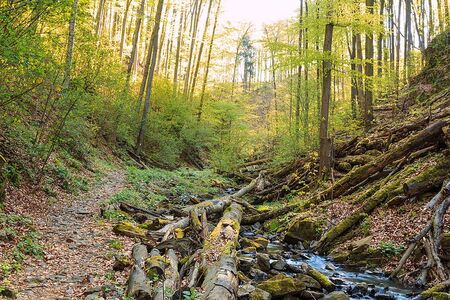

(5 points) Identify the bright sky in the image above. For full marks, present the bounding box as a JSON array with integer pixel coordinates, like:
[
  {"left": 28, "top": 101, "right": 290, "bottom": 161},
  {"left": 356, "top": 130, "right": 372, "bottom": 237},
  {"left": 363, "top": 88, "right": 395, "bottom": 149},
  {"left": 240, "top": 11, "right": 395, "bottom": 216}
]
[{"left": 221, "top": 0, "right": 299, "bottom": 31}]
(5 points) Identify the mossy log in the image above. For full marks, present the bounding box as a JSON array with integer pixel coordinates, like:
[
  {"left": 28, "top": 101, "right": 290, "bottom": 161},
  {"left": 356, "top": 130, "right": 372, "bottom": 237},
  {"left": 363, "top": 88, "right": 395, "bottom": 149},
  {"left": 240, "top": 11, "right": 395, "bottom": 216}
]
[
  {"left": 153, "top": 249, "right": 179, "bottom": 300},
  {"left": 113, "top": 221, "right": 155, "bottom": 244},
  {"left": 154, "top": 174, "right": 262, "bottom": 241},
  {"left": 304, "top": 265, "right": 336, "bottom": 292},
  {"left": 126, "top": 244, "right": 152, "bottom": 299},
  {"left": 321, "top": 119, "right": 449, "bottom": 201},
  {"left": 201, "top": 203, "right": 243, "bottom": 300},
  {"left": 403, "top": 158, "right": 450, "bottom": 197},
  {"left": 317, "top": 168, "right": 407, "bottom": 253},
  {"left": 413, "top": 280, "right": 450, "bottom": 300}
]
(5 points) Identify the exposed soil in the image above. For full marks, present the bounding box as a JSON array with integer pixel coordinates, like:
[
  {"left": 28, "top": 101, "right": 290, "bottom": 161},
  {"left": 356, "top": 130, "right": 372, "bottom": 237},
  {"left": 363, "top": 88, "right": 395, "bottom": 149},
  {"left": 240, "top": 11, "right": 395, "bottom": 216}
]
[{"left": 8, "top": 171, "right": 134, "bottom": 300}]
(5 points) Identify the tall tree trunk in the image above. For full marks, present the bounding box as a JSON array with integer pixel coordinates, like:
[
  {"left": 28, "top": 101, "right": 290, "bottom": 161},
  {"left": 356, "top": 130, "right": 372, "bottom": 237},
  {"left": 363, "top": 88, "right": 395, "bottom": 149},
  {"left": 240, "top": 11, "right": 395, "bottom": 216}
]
[
  {"left": 349, "top": 33, "right": 358, "bottom": 119},
  {"left": 364, "top": 0, "right": 375, "bottom": 130},
  {"left": 156, "top": 1, "right": 170, "bottom": 74},
  {"left": 184, "top": 0, "right": 204, "bottom": 96},
  {"left": 173, "top": 2, "right": 185, "bottom": 94},
  {"left": 126, "top": 0, "right": 146, "bottom": 83},
  {"left": 295, "top": 0, "right": 303, "bottom": 144},
  {"left": 135, "top": 0, "right": 165, "bottom": 156},
  {"left": 377, "top": 0, "right": 385, "bottom": 77},
  {"left": 319, "top": 21, "right": 334, "bottom": 178},
  {"left": 303, "top": 0, "right": 310, "bottom": 143},
  {"left": 355, "top": 33, "right": 365, "bottom": 116},
  {"left": 95, "top": 0, "right": 107, "bottom": 37},
  {"left": 404, "top": 0, "right": 412, "bottom": 82},
  {"left": 395, "top": 0, "right": 402, "bottom": 97},
  {"left": 189, "top": 0, "right": 214, "bottom": 101},
  {"left": 62, "top": 0, "right": 79, "bottom": 90},
  {"left": 198, "top": 0, "right": 221, "bottom": 122}
]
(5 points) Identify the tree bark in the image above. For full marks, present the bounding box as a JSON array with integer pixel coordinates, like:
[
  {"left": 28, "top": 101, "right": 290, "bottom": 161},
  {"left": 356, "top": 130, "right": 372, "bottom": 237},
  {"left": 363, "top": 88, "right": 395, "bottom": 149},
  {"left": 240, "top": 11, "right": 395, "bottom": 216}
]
[
  {"left": 62, "top": 0, "right": 79, "bottom": 90},
  {"left": 135, "top": 0, "right": 165, "bottom": 156},
  {"left": 319, "top": 20, "right": 334, "bottom": 178}
]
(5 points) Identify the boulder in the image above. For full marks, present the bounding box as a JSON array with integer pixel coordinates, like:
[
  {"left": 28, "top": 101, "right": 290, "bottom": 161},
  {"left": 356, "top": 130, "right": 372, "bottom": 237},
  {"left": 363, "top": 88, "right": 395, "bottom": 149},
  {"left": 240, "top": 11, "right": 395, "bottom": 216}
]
[
  {"left": 284, "top": 217, "right": 322, "bottom": 244},
  {"left": 257, "top": 274, "right": 306, "bottom": 297},
  {"left": 321, "top": 291, "right": 349, "bottom": 300},
  {"left": 241, "top": 237, "right": 267, "bottom": 251},
  {"left": 239, "top": 256, "right": 255, "bottom": 272},
  {"left": 271, "top": 259, "right": 287, "bottom": 271},
  {"left": 250, "top": 268, "right": 269, "bottom": 281},
  {"left": 300, "top": 290, "right": 324, "bottom": 300},
  {"left": 238, "top": 284, "right": 256, "bottom": 299},
  {"left": 295, "top": 274, "right": 321, "bottom": 290},
  {"left": 304, "top": 266, "right": 335, "bottom": 292},
  {"left": 250, "top": 288, "right": 272, "bottom": 300},
  {"left": 256, "top": 253, "right": 271, "bottom": 272},
  {"left": 348, "top": 236, "right": 372, "bottom": 254}
]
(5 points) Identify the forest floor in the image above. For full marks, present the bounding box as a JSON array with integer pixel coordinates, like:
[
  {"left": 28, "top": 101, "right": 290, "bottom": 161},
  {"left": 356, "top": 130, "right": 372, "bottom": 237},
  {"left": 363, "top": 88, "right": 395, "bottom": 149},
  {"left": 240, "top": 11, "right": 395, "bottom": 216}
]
[{"left": 7, "top": 170, "right": 134, "bottom": 300}]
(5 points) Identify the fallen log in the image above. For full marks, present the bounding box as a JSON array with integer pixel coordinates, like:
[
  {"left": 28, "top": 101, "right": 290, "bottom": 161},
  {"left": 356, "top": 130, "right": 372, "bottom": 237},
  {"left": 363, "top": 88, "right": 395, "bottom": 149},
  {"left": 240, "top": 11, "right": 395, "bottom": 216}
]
[
  {"left": 126, "top": 244, "right": 152, "bottom": 299},
  {"left": 153, "top": 174, "right": 262, "bottom": 241},
  {"left": 321, "top": 119, "right": 449, "bottom": 201},
  {"left": 403, "top": 157, "right": 450, "bottom": 197},
  {"left": 201, "top": 202, "right": 243, "bottom": 299},
  {"left": 391, "top": 181, "right": 450, "bottom": 281},
  {"left": 153, "top": 249, "right": 179, "bottom": 300}
]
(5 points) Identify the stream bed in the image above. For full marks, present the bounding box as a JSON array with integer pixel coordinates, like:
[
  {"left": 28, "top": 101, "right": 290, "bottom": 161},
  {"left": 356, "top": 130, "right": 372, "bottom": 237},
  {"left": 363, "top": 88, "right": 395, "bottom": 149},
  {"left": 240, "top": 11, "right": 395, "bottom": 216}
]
[{"left": 239, "top": 230, "right": 418, "bottom": 300}]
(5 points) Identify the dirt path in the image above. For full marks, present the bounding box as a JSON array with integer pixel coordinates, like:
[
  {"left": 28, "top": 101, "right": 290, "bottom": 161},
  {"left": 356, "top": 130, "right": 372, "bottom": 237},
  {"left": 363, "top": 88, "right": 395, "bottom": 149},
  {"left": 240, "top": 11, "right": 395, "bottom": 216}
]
[{"left": 10, "top": 171, "right": 133, "bottom": 300}]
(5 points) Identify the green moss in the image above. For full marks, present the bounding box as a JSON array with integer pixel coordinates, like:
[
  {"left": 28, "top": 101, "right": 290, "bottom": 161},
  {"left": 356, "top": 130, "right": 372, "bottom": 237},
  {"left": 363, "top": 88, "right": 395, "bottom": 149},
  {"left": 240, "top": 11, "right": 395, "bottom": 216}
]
[
  {"left": 113, "top": 221, "right": 147, "bottom": 237},
  {"left": 257, "top": 274, "right": 306, "bottom": 296},
  {"left": 306, "top": 267, "right": 335, "bottom": 292}
]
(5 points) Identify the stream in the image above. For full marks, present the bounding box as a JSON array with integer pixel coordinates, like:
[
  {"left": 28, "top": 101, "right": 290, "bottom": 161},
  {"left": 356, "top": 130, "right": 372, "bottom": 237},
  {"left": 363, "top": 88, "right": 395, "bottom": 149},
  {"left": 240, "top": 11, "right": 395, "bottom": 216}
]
[{"left": 240, "top": 230, "right": 418, "bottom": 300}]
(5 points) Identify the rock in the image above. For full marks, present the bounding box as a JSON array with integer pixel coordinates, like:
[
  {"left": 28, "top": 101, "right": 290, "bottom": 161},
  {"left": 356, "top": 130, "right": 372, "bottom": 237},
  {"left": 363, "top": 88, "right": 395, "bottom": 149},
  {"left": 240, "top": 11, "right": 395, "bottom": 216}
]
[
  {"left": 282, "top": 296, "right": 300, "bottom": 300},
  {"left": 300, "top": 290, "right": 324, "bottom": 300},
  {"left": 250, "top": 268, "right": 269, "bottom": 281},
  {"left": 286, "top": 263, "right": 302, "bottom": 273},
  {"left": 257, "top": 274, "right": 306, "bottom": 297},
  {"left": 294, "top": 274, "right": 321, "bottom": 290},
  {"left": 256, "top": 253, "right": 271, "bottom": 272},
  {"left": 325, "top": 263, "right": 336, "bottom": 271},
  {"left": 239, "top": 256, "right": 255, "bottom": 272},
  {"left": 353, "top": 282, "right": 368, "bottom": 294},
  {"left": 238, "top": 284, "right": 256, "bottom": 298},
  {"left": 250, "top": 288, "right": 272, "bottom": 300},
  {"left": 430, "top": 293, "right": 450, "bottom": 300},
  {"left": 321, "top": 291, "right": 349, "bottom": 300},
  {"left": 85, "top": 293, "right": 101, "bottom": 300},
  {"left": 348, "top": 236, "right": 372, "bottom": 254},
  {"left": 374, "top": 293, "right": 395, "bottom": 300},
  {"left": 254, "top": 237, "right": 269, "bottom": 248},
  {"left": 241, "top": 237, "right": 267, "bottom": 251},
  {"left": 271, "top": 259, "right": 287, "bottom": 271},
  {"left": 242, "top": 246, "right": 257, "bottom": 254},
  {"left": 284, "top": 217, "right": 322, "bottom": 244},
  {"left": 238, "top": 271, "right": 251, "bottom": 284},
  {"left": 305, "top": 266, "right": 336, "bottom": 292}
]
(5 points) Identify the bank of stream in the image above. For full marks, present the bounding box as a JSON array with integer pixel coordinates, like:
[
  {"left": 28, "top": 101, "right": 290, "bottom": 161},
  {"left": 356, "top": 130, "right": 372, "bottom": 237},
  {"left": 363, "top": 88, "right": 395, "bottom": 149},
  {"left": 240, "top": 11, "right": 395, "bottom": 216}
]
[{"left": 240, "top": 227, "right": 417, "bottom": 299}]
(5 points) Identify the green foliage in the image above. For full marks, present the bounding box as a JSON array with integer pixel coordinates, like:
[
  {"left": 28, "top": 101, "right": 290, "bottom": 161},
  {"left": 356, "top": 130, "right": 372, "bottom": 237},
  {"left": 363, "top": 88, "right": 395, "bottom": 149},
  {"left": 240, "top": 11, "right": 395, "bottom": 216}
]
[
  {"left": 108, "top": 239, "right": 124, "bottom": 250},
  {"left": 377, "top": 241, "right": 405, "bottom": 257},
  {"left": 182, "top": 287, "right": 202, "bottom": 300}
]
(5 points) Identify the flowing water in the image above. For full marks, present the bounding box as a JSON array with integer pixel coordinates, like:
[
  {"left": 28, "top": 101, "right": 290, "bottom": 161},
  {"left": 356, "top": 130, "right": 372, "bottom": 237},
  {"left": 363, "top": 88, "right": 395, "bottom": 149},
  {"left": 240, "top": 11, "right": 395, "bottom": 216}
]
[{"left": 266, "top": 242, "right": 418, "bottom": 300}]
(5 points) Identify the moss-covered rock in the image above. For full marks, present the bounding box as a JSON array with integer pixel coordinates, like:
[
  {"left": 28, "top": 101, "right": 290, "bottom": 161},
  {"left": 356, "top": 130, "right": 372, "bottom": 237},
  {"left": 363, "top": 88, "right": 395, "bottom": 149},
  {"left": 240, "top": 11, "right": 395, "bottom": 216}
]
[
  {"left": 257, "top": 274, "right": 306, "bottom": 297},
  {"left": 241, "top": 237, "right": 267, "bottom": 251},
  {"left": 348, "top": 236, "right": 372, "bottom": 254},
  {"left": 431, "top": 293, "right": 450, "bottom": 300},
  {"left": 284, "top": 216, "right": 322, "bottom": 243},
  {"left": 295, "top": 274, "right": 321, "bottom": 290},
  {"left": 250, "top": 287, "right": 272, "bottom": 300},
  {"left": 321, "top": 291, "right": 349, "bottom": 300},
  {"left": 305, "top": 266, "right": 335, "bottom": 292}
]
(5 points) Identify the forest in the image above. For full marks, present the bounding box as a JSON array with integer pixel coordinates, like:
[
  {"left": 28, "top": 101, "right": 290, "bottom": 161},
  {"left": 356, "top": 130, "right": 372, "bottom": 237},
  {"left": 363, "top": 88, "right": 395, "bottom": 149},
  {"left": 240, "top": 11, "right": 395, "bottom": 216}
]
[{"left": 0, "top": 0, "right": 449, "bottom": 299}]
